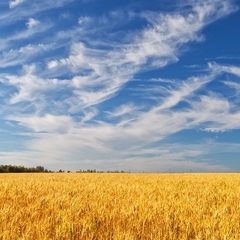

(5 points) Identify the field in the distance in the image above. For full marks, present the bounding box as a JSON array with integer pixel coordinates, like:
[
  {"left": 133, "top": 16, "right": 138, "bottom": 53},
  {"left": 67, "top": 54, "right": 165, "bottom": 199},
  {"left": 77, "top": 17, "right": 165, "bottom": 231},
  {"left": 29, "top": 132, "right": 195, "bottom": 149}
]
[{"left": 0, "top": 173, "right": 240, "bottom": 240}]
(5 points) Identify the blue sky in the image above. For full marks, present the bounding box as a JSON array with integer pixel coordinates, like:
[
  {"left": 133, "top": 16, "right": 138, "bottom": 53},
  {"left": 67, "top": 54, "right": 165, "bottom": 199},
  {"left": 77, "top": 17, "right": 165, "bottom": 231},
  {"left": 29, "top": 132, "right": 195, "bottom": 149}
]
[{"left": 0, "top": 0, "right": 240, "bottom": 172}]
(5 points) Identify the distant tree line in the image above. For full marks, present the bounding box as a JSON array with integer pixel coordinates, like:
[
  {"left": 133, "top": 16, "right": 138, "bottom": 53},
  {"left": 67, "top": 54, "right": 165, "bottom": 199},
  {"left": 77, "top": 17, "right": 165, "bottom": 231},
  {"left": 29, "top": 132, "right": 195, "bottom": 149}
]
[
  {"left": 0, "top": 165, "right": 127, "bottom": 173},
  {"left": 0, "top": 165, "right": 51, "bottom": 173}
]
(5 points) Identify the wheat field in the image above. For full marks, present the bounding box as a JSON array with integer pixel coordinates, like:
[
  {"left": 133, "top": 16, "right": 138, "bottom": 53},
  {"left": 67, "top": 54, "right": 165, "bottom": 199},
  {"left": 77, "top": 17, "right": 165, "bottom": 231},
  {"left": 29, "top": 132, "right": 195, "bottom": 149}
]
[{"left": 0, "top": 173, "right": 240, "bottom": 240}]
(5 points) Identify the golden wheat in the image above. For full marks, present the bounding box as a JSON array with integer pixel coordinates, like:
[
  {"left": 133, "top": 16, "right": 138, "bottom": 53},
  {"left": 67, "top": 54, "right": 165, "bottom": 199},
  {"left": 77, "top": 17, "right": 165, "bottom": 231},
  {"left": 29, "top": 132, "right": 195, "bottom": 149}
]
[{"left": 0, "top": 173, "right": 240, "bottom": 239}]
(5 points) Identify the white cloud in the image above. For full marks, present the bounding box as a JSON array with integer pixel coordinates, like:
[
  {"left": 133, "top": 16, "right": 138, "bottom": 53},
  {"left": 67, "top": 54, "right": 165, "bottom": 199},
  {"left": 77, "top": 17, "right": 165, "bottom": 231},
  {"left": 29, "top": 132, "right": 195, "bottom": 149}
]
[
  {"left": 47, "top": 60, "right": 58, "bottom": 69},
  {"left": 10, "top": 114, "right": 74, "bottom": 133},
  {"left": 9, "top": 0, "right": 24, "bottom": 9},
  {"left": 5, "top": 65, "right": 239, "bottom": 160},
  {"left": 0, "top": 44, "right": 53, "bottom": 68},
  {"left": 1, "top": 0, "right": 71, "bottom": 28},
  {"left": 223, "top": 81, "right": 240, "bottom": 95},
  {"left": 0, "top": 130, "right": 235, "bottom": 172},
  {"left": 155, "top": 75, "right": 211, "bottom": 110},
  {"left": 45, "top": 0, "right": 234, "bottom": 111},
  {"left": 1, "top": 64, "right": 69, "bottom": 110},
  {"left": 26, "top": 18, "right": 40, "bottom": 29},
  {"left": 78, "top": 16, "right": 92, "bottom": 25},
  {"left": 223, "top": 65, "right": 240, "bottom": 77},
  {"left": 107, "top": 104, "right": 140, "bottom": 118},
  {"left": 80, "top": 108, "right": 98, "bottom": 123},
  {"left": 0, "top": 21, "right": 53, "bottom": 54}
]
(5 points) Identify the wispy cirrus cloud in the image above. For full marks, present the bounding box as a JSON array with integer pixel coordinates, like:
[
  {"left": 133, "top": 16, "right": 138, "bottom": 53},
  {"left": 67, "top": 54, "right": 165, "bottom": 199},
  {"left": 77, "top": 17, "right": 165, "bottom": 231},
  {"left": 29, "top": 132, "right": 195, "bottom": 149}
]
[
  {"left": 2, "top": 0, "right": 73, "bottom": 27},
  {"left": 106, "top": 104, "right": 141, "bottom": 118},
  {"left": 44, "top": 0, "right": 235, "bottom": 110},
  {"left": 0, "top": 44, "right": 54, "bottom": 68},
  {"left": 0, "top": 17, "right": 54, "bottom": 60}
]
